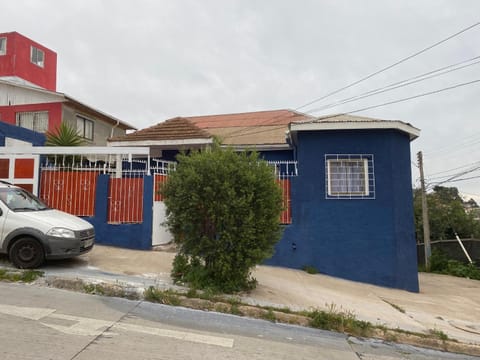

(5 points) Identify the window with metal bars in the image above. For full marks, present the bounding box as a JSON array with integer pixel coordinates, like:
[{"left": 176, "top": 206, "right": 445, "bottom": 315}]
[{"left": 325, "top": 154, "right": 375, "bottom": 199}]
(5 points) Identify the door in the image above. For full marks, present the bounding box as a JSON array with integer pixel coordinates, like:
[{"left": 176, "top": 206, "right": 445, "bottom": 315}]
[{"left": 152, "top": 174, "right": 173, "bottom": 246}]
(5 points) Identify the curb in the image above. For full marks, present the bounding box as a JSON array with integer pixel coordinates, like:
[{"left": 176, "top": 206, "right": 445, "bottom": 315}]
[{"left": 40, "top": 275, "right": 480, "bottom": 358}]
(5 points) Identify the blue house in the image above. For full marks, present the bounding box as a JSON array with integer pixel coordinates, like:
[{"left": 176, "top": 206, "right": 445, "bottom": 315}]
[{"left": 109, "top": 110, "right": 420, "bottom": 292}]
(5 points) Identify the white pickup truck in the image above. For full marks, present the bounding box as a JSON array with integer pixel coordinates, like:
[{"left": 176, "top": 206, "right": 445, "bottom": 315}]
[{"left": 0, "top": 181, "right": 95, "bottom": 268}]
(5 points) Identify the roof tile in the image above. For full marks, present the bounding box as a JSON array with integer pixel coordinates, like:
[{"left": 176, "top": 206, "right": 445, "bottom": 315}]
[{"left": 108, "top": 117, "right": 211, "bottom": 142}]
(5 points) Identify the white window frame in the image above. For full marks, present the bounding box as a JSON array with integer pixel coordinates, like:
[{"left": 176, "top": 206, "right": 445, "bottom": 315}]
[
  {"left": 30, "top": 46, "right": 45, "bottom": 67},
  {"left": 76, "top": 115, "right": 94, "bottom": 141},
  {"left": 0, "top": 37, "right": 6, "bottom": 55},
  {"left": 16, "top": 111, "right": 49, "bottom": 133},
  {"left": 325, "top": 154, "right": 375, "bottom": 199}
]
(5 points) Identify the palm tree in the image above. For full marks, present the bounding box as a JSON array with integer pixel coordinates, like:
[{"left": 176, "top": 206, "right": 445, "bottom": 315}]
[
  {"left": 45, "top": 122, "right": 85, "bottom": 166},
  {"left": 45, "top": 122, "right": 85, "bottom": 146}
]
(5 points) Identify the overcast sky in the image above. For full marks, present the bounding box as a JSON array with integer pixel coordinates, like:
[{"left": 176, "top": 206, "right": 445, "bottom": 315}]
[{"left": 2, "top": 1, "right": 480, "bottom": 198}]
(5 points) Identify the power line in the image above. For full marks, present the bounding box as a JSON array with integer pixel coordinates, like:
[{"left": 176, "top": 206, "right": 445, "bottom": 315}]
[
  {"left": 426, "top": 160, "right": 480, "bottom": 178},
  {"left": 225, "top": 79, "right": 480, "bottom": 140},
  {"left": 330, "top": 79, "right": 480, "bottom": 116},
  {"left": 308, "top": 56, "right": 480, "bottom": 113},
  {"left": 295, "top": 21, "right": 480, "bottom": 111},
  {"left": 441, "top": 174, "right": 480, "bottom": 183},
  {"left": 224, "top": 21, "right": 480, "bottom": 140},
  {"left": 224, "top": 22, "right": 480, "bottom": 140},
  {"left": 428, "top": 165, "right": 480, "bottom": 187}
]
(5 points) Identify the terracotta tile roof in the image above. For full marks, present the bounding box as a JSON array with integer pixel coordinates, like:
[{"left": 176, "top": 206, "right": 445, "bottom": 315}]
[
  {"left": 187, "top": 109, "right": 313, "bottom": 129},
  {"left": 108, "top": 117, "right": 211, "bottom": 142},
  {"left": 185, "top": 109, "right": 312, "bottom": 146},
  {"left": 108, "top": 110, "right": 312, "bottom": 146},
  {"left": 207, "top": 125, "right": 288, "bottom": 145}
]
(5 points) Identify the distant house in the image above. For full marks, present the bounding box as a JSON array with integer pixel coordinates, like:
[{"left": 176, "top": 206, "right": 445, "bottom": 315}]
[
  {"left": 0, "top": 31, "right": 134, "bottom": 146},
  {"left": 109, "top": 110, "right": 421, "bottom": 292}
]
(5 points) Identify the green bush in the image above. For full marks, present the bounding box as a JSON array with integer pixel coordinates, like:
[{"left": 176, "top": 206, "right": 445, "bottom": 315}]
[
  {"left": 162, "top": 143, "right": 283, "bottom": 293},
  {"left": 428, "top": 249, "right": 480, "bottom": 280}
]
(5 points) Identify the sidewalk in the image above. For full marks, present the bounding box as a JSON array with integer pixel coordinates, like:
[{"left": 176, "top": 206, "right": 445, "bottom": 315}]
[{"left": 76, "top": 245, "right": 480, "bottom": 346}]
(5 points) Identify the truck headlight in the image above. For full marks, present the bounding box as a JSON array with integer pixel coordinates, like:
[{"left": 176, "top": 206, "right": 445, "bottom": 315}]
[{"left": 47, "top": 227, "right": 75, "bottom": 238}]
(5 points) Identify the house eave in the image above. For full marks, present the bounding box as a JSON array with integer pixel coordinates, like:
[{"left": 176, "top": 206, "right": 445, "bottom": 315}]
[
  {"left": 107, "top": 138, "right": 213, "bottom": 147},
  {"left": 289, "top": 120, "right": 420, "bottom": 140},
  {"left": 222, "top": 143, "right": 291, "bottom": 151},
  {"left": 0, "top": 146, "right": 150, "bottom": 155}
]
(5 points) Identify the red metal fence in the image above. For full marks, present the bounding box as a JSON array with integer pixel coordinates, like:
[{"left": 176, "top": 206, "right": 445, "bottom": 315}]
[
  {"left": 39, "top": 159, "right": 295, "bottom": 225},
  {"left": 39, "top": 166, "right": 145, "bottom": 224},
  {"left": 277, "top": 178, "right": 292, "bottom": 224},
  {"left": 107, "top": 177, "right": 144, "bottom": 224},
  {"left": 39, "top": 170, "right": 99, "bottom": 216},
  {"left": 154, "top": 174, "right": 168, "bottom": 202}
]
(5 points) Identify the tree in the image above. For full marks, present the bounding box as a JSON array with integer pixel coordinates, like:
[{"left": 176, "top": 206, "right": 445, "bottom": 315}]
[
  {"left": 161, "top": 144, "right": 283, "bottom": 293},
  {"left": 413, "top": 186, "right": 480, "bottom": 242},
  {"left": 45, "top": 122, "right": 85, "bottom": 146},
  {"left": 45, "top": 122, "right": 85, "bottom": 165}
]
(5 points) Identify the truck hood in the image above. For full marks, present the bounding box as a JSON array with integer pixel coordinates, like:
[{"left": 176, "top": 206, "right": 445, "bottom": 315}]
[{"left": 18, "top": 209, "right": 93, "bottom": 231}]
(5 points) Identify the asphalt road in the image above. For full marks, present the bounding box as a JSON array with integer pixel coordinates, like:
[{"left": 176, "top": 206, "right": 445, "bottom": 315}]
[{"left": 0, "top": 282, "right": 477, "bottom": 360}]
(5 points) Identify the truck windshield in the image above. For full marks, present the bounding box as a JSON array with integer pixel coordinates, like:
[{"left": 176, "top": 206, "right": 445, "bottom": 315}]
[{"left": 0, "top": 187, "right": 49, "bottom": 211}]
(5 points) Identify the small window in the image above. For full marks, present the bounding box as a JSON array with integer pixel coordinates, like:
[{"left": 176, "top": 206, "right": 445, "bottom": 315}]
[
  {"left": 76, "top": 115, "right": 94, "bottom": 140},
  {"left": 16, "top": 111, "right": 49, "bottom": 133},
  {"left": 0, "top": 37, "right": 6, "bottom": 55},
  {"left": 325, "top": 154, "right": 375, "bottom": 199},
  {"left": 30, "top": 46, "right": 44, "bottom": 67}
]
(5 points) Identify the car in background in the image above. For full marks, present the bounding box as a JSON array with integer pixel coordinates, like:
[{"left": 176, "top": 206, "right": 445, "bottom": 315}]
[{"left": 0, "top": 181, "right": 94, "bottom": 268}]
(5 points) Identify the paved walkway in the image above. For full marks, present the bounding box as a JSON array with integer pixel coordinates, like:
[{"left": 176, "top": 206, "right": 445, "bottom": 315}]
[{"left": 77, "top": 245, "right": 480, "bottom": 346}]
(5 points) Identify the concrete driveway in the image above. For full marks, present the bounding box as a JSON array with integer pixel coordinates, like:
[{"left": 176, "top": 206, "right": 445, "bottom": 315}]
[{"left": 80, "top": 245, "right": 480, "bottom": 346}]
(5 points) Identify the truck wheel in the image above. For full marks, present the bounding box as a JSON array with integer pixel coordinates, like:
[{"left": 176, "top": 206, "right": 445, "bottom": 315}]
[{"left": 9, "top": 237, "right": 45, "bottom": 269}]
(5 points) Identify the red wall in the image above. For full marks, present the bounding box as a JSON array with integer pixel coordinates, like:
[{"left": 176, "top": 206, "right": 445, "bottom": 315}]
[
  {"left": 0, "top": 32, "right": 57, "bottom": 91},
  {"left": 0, "top": 102, "right": 62, "bottom": 131}
]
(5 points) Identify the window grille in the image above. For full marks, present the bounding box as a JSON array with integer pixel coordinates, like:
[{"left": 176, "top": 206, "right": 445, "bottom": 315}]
[{"left": 325, "top": 154, "right": 375, "bottom": 199}]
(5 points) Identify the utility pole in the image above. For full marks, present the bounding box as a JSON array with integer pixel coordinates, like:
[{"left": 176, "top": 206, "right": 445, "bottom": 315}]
[{"left": 417, "top": 151, "right": 431, "bottom": 271}]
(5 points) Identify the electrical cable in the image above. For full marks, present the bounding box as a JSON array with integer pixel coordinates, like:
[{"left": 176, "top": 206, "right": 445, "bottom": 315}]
[
  {"left": 222, "top": 22, "right": 480, "bottom": 140},
  {"left": 295, "top": 21, "right": 480, "bottom": 111},
  {"left": 224, "top": 79, "right": 480, "bottom": 140},
  {"left": 426, "top": 160, "right": 480, "bottom": 178},
  {"left": 327, "top": 79, "right": 480, "bottom": 116},
  {"left": 307, "top": 56, "right": 480, "bottom": 113}
]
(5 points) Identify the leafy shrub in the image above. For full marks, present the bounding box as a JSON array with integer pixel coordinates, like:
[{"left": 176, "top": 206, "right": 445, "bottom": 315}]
[
  {"left": 428, "top": 249, "right": 480, "bottom": 280},
  {"left": 163, "top": 143, "right": 283, "bottom": 293}
]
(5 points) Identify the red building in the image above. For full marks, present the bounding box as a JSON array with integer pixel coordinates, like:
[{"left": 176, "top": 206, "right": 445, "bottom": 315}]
[
  {"left": 0, "top": 31, "right": 134, "bottom": 145},
  {"left": 0, "top": 31, "right": 57, "bottom": 91}
]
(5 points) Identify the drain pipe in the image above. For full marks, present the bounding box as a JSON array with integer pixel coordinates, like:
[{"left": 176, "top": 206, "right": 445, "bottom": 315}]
[{"left": 110, "top": 120, "right": 120, "bottom": 138}]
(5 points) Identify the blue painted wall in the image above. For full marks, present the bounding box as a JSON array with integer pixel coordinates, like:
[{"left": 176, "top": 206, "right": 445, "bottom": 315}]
[
  {"left": 0, "top": 121, "right": 46, "bottom": 146},
  {"left": 84, "top": 174, "right": 154, "bottom": 250},
  {"left": 266, "top": 129, "right": 419, "bottom": 292},
  {"left": 260, "top": 150, "right": 294, "bottom": 161}
]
